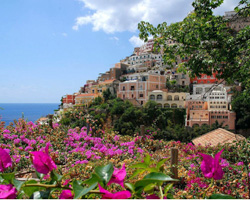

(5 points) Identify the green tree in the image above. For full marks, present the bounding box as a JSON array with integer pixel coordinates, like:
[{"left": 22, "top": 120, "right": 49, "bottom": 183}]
[
  {"left": 138, "top": 0, "right": 250, "bottom": 93},
  {"left": 231, "top": 90, "right": 250, "bottom": 129}
]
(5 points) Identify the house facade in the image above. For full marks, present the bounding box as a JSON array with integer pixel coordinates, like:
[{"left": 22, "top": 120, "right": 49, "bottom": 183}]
[
  {"left": 148, "top": 90, "right": 188, "bottom": 108},
  {"left": 117, "top": 73, "right": 166, "bottom": 106}
]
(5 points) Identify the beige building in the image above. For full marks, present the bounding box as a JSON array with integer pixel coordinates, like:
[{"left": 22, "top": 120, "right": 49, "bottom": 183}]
[
  {"left": 75, "top": 93, "right": 99, "bottom": 106},
  {"left": 89, "top": 79, "right": 120, "bottom": 95},
  {"left": 117, "top": 73, "right": 166, "bottom": 106},
  {"left": 148, "top": 90, "right": 188, "bottom": 108}
]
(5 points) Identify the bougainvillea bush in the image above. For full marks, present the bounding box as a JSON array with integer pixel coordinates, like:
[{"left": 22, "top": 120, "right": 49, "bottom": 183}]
[{"left": 0, "top": 118, "right": 249, "bottom": 199}]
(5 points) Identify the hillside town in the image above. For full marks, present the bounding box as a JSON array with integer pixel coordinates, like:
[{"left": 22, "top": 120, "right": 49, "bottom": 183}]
[{"left": 59, "top": 11, "right": 250, "bottom": 131}]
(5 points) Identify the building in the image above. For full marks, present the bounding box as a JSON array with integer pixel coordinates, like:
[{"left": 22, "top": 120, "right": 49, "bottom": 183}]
[
  {"left": 167, "top": 72, "right": 190, "bottom": 87},
  {"left": 185, "top": 84, "right": 236, "bottom": 130},
  {"left": 192, "top": 128, "right": 245, "bottom": 146},
  {"left": 75, "top": 93, "right": 99, "bottom": 106},
  {"left": 148, "top": 90, "right": 188, "bottom": 108},
  {"left": 190, "top": 73, "right": 221, "bottom": 84},
  {"left": 225, "top": 11, "right": 250, "bottom": 32},
  {"left": 117, "top": 73, "right": 166, "bottom": 106}
]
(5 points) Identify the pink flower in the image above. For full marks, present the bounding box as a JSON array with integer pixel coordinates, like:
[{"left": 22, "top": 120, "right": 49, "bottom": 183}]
[
  {"left": 59, "top": 190, "right": 74, "bottom": 199},
  {"left": 190, "top": 163, "right": 196, "bottom": 169},
  {"left": 63, "top": 179, "right": 71, "bottom": 186},
  {"left": 0, "top": 184, "right": 17, "bottom": 199},
  {"left": 98, "top": 184, "right": 131, "bottom": 199},
  {"left": 108, "top": 164, "right": 126, "bottom": 188},
  {"left": 30, "top": 148, "right": 57, "bottom": 174},
  {"left": 200, "top": 149, "right": 224, "bottom": 180},
  {"left": 3, "top": 129, "right": 11, "bottom": 134},
  {"left": 220, "top": 159, "right": 229, "bottom": 167},
  {"left": 0, "top": 148, "right": 12, "bottom": 172},
  {"left": 237, "top": 161, "right": 244, "bottom": 166}
]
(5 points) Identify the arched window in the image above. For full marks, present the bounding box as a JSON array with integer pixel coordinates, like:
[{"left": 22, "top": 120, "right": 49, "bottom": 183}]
[
  {"left": 164, "top": 103, "right": 170, "bottom": 108},
  {"left": 149, "top": 95, "right": 155, "bottom": 100},
  {"left": 157, "top": 94, "right": 163, "bottom": 100},
  {"left": 174, "top": 95, "right": 179, "bottom": 100},
  {"left": 157, "top": 104, "right": 162, "bottom": 108},
  {"left": 171, "top": 103, "right": 177, "bottom": 108},
  {"left": 192, "top": 124, "right": 199, "bottom": 128},
  {"left": 167, "top": 95, "right": 172, "bottom": 101}
]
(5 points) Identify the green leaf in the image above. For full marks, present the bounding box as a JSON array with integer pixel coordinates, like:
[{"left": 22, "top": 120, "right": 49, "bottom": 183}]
[
  {"left": 143, "top": 172, "right": 178, "bottom": 182},
  {"left": 128, "top": 168, "right": 145, "bottom": 180},
  {"left": 23, "top": 180, "right": 41, "bottom": 197},
  {"left": 164, "top": 183, "right": 173, "bottom": 195},
  {"left": 208, "top": 194, "right": 235, "bottom": 199},
  {"left": 13, "top": 179, "right": 25, "bottom": 191},
  {"left": 125, "top": 183, "right": 135, "bottom": 193},
  {"left": 31, "top": 190, "right": 50, "bottom": 199},
  {"left": 95, "top": 163, "right": 114, "bottom": 185},
  {"left": 134, "top": 172, "right": 178, "bottom": 190},
  {"left": 73, "top": 180, "right": 97, "bottom": 199},
  {"left": 83, "top": 173, "right": 100, "bottom": 186},
  {"left": 144, "top": 183, "right": 156, "bottom": 193},
  {"left": 144, "top": 154, "right": 151, "bottom": 165},
  {"left": 156, "top": 158, "right": 169, "bottom": 170},
  {"left": 167, "top": 193, "right": 174, "bottom": 199},
  {"left": 50, "top": 170, "right": 63, "bottom": 182},
  {"left": 145, "top": 167, "right": 159, "bottom": 172},
  {"left": 129, "top": 163, "right": 148, "bottom": 169},
  {"left": 135, "top": 179, "right": 162, "bottom": 190},
  {"left": 1, "top": 172, "right": 15, "bottom": 183},
  {"left": 35, "top": 171, "right": 45, "bottom": 179}
]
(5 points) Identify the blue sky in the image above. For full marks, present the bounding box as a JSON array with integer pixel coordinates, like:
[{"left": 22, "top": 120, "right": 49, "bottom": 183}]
[{"left": 0, "top": 0, "right": 238, "bottom": 103}]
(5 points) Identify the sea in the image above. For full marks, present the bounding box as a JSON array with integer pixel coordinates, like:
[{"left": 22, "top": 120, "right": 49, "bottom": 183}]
[{"left": 0, "top": 103, "right": 59, "bottom": 126}]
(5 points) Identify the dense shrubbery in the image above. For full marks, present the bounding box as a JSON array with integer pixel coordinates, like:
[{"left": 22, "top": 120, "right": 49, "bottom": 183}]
[
  {"left": 0, "top": 119, "right": 250, "bottom": 199},
  {"left": 59, "top": 94, "right": 226, "bottom": 143}
]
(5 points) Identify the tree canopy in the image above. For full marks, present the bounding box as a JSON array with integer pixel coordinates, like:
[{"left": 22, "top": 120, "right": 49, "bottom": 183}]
[{"left": 138, "top": 0, "right": 250, "bottom": 92}]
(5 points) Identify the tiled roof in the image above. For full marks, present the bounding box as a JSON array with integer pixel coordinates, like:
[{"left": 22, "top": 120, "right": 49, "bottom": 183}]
[
  {"left": 98, "top": 79, "right": 116, "bottom": 85},
  {"left": 76, "top": 93, "right": 98, "bottom": 97},
  {"left": 192, "top": 128, "right": 245, "bottom": 147}
]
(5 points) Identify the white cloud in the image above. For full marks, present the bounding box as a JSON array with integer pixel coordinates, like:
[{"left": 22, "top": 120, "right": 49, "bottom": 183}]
[
  {"left": 109, "top": 36, "right": 119, "bottom": 41},
  {"left": 62, "top": 33, "right": 68, "bottom": 37},
  {"left": 73, "top": 0, "right": 239, "bottom": 34},
  {"left": 129, "top": 35, "right": 145, "bottom": 47}
]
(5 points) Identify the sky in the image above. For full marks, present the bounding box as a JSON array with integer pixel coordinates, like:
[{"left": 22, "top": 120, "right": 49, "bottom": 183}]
[{"left": 0, "top": 0, "right": 239, "bottom": 103}]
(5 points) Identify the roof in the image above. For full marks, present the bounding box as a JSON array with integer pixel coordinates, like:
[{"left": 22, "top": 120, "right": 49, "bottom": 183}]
[
  {"left": 98, "top": 79, "right": 116, "bottom": 85},
  {"left": 192, "top": 128, "right": 245, "bottom": 147},
  {"left": 152, "top": 90, "right": 163, "bottom": 93},
  {"left": 76, "top": 93, "right": 98, "bottom": 97},
  {"left": 38, "top": 117, "right": 48, "bottom": 121}
]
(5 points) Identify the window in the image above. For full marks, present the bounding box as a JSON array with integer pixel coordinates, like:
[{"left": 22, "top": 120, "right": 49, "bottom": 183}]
[
  {"left": 131, "top": 86, "right": 135, "bottom": 90},
  {"left": 217, "top": 116, "right": 222, "bottom": 119},
  {"left": 132, "top": 94, "right": 134, "bottom": 98},
  {"left": 164, "top": 103, "right": 170, "bottom": 108},
  {"left": 174, "top": 95, "right": 179, "bottom": 100},
  {"left": 157, "top": 94, "right": 163, "bottom": 100},
  {"left": 211, "top": 116, "right": 216, "bottom": 119},
  {"left": 122, "top": 86, "right": 125, "bottom": 91},
  {"left": 196, "top": 88, "right": 202, "bottom": 94},
  {"left": 140, "top": 94, "right": 143, "bottom": 97},
  {"left": 171, "top": 104, "right": 177, "bottom": 108},
  {"left": 167, "top": 95, "right": 172, "bottom": 101},
  {"left": 156, "top": 85, "right": 159, "bottom": 89},
  {"left": 150, "top": 95, "right": 155, "bottom": 100}
]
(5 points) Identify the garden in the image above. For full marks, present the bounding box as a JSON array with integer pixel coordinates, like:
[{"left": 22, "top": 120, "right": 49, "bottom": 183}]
[{"left": 0, "top": 118, "right": 249, "bottom": 199}]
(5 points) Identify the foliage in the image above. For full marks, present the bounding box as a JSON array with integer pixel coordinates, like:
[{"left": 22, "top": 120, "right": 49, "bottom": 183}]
[
  {"left": 138, "top": 0, "right": 250, "bottom": 93},
  {"left": 231, "top": 89, "right": 250, "bottom": 130},
  {"left": 1, "top": 119, "right": 250, "bottom": 198}
]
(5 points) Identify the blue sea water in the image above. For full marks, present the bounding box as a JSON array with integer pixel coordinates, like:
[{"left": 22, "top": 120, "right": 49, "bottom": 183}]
[{"left": 0, "top": 103, "right": 59, "bottom": 126}]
